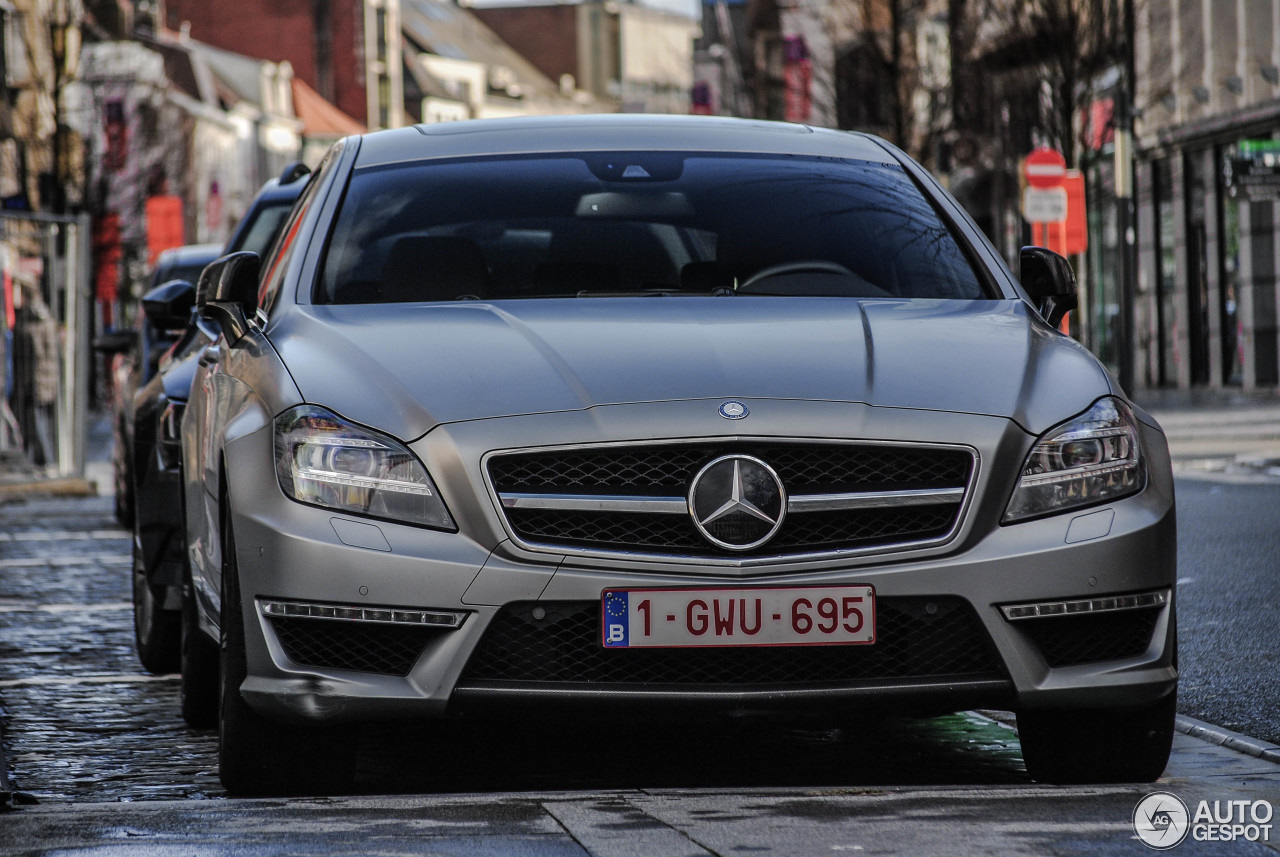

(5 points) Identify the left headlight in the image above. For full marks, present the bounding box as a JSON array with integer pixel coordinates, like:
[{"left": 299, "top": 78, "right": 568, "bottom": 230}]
[
  {"left": 274, "top": 405, "right": 456, "bottom": 530},
  {"left": 1003, "top": 396, "right": 1145, "bottom": 523}
]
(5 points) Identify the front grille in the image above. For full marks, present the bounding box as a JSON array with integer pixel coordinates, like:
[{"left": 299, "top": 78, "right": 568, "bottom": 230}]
[
  {"left": 488, "top": 442, "right": 974, "bottom": 558},
  {"left": 1018, "top": 608, "right": 1161, "bottom": 668},
  {"left": 458, "top": 598, "right": 1004, "bottom": 687},
  {"left": 489, "top": 443, "right": 970, "bottom": 493},
  {"left": 504, "top": 505, "right": 958, "bottom": 555},
  {"left": 269, "top": 617, "right": 442, "bottom": 676}
]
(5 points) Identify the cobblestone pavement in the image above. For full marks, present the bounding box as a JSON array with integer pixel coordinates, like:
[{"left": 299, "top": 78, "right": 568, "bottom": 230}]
[{"left": 0, "top": 496, "right": 223, "bottom": 802}]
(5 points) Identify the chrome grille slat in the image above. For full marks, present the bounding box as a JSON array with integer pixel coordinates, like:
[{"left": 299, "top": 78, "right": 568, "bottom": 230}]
[
  {"left": 499, "top": 493, "right": 689, "bottom": 514},
  {"left": 496, "top": 486, "right": 966, "bottom": 515},
  {"left": 786, "top": 486, "right": 965, "bottom": 511},
  {"left": 486, "top": 441, "right": 975, "bottom": 561}
]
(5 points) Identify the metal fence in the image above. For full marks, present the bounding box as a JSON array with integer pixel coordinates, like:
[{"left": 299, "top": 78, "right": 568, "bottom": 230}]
[{"left": 1, "top": 210, "right": 92, "bottom": 479}]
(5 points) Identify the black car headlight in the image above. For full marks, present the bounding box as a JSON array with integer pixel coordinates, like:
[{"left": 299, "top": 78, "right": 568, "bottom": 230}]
[
  {"left": 274, "top": 405, "right": 455, "bottom": 530},
  {"left": 1003, "top": 397, "right": 1145, "bottom": 523}
]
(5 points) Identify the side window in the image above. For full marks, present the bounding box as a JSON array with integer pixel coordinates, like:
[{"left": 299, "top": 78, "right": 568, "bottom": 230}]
[{"left": 257, "top": 150, "right": 336, "bottom": 317}]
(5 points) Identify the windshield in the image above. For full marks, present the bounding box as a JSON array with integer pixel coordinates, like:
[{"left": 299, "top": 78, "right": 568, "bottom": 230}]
[{"left": 317, "top": 153, "right": 987, "bottom": 304}]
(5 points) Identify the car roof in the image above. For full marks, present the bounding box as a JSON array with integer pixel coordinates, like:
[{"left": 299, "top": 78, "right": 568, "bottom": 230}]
[
  {"left": 154, "top": 243, "right": 222, "bottom": 266},
  {"left": 354, "top": 115, "right": 898, "bottom": 169},
  {"left": 252, "top": 177, "right": 306, "bottom": 204}
]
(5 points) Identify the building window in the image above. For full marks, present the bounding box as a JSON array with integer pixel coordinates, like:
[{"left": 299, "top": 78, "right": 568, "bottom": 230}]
[
  {"left": 1219, "top": 145, "right": 1243, "bottom": 385},
  {"left": 378, "top": 74, "right": 390, "bottom": 129},
  {"left": 314, "top": 0, "right": 334, "bottom": 102},
  {"left": 376, "top": 6, "right": 388, "bottom": 64},
  {"left": 1153, "top": 159, "right": 1177, "bottom": 387},
  {"left": 1184, "top": 150, "right": 1210, "bottom": 386}
]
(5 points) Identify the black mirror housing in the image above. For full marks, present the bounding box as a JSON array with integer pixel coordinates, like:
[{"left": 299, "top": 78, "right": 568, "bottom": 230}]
[
  {"left": 92, "top": 329, "right": 139, "bottom": 355},
  {"left": 197, "top": 251, "right": 261, "bottom": 344},
  {"left": 142, "top": 279, "right": 197, "bottom": 333},
  {"left": 1020, "top": 246, "right": 1078, "bottom": 328},
  {"left": 278, "top": 161, "right": 311, "bottom": 186}
]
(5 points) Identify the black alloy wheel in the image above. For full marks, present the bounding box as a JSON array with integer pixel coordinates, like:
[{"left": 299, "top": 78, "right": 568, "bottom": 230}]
[{"left": 131, "top": 524, "right": 180, "bottom": 674}]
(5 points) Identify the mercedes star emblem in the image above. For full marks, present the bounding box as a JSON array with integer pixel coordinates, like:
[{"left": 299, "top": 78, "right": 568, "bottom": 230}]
[
  {"left": 718, "top": 400, "right": 749, "bottom": 420},
  {"left": 688, "top": 455, "right": 786, "bottom": 551}
]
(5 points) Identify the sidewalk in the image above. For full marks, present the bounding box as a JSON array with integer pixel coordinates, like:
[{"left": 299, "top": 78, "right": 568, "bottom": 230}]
[
  {"left": 1136, "top": 388, "right": 1280, "bottom": 475},
  {"left": 0, "top": 415, "right": 106, "bottom": 500}
]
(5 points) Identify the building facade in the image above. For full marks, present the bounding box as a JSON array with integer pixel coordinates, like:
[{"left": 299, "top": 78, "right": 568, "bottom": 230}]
[
  {"left": 470, "top": 0, "right": 699, "bottom": 114},
  {"left": 161, "top": 0, "right": 403, "bottom": 131},
  {"left": 401, "top": 0, "right": 594, "bottom": 122},
  {"left": 1133, "top": 0, "right": 1280, "bottom": 390}
]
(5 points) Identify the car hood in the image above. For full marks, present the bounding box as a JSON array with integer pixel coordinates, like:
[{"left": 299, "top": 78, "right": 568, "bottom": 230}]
[{"left": 270, "top": 298, "right": 1114, "bottom": 442}]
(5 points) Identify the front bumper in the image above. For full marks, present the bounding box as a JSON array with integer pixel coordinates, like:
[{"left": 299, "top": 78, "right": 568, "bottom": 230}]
[{"left": 221, "top": 399, "right": 1177, "bottom": 725}]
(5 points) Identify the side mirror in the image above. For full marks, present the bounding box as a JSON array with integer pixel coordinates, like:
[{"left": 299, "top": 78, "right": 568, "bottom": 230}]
[
  {"left": 142, "top": 279, "right": 196, "bottom": 333},
  {"left": 1020, "top": 246, "right": 1078, "bottom": 328},
  {"left": 92, "top": 329, "right": 139, "bottom": 356},
  {"left": 278, "top": 161, "right": 311, "bottom": 185},
  {"left": 197, "top": 251, "right": 261, "bottom": 344}
]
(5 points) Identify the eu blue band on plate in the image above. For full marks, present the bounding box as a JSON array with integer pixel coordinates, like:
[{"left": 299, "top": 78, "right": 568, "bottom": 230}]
[{"left": 603, "top": 589, "right": 629, "bottom": 647}]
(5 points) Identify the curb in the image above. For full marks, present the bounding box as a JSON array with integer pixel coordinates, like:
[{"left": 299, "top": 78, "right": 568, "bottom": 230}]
[
  {"left": 0, "top": 478, "right": 98, "bottom": 499},
  {"left": 1175, "top": 715, "right": 1280, "bottom": 765}
]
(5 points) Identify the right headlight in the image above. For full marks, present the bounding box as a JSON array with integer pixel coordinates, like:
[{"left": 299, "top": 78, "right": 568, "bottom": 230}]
[
  {"left": 1003, "top": 396, "right": 1145, "bottom": 523},
  {"left": 274, "top": 405, "right": 456, "bottom": 530}
]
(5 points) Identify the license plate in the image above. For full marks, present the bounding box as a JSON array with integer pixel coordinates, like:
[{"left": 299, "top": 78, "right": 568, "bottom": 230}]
[{"left": 601, "top": 585, "right": 875, "bottom": 648}]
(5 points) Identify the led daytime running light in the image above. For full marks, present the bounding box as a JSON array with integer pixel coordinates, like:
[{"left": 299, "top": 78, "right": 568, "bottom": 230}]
[
  {"left": 292, "top": 467, "right": 436, "bottom": 496},
  {"left": 260, "top": 598, "right": 467, "bottom": 628},
  {"left": 1001, "top": 589, "right": 1168, "bottom": 621}
]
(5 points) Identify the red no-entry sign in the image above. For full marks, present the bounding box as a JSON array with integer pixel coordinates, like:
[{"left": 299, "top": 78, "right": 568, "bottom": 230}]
[{"left": 1025, "top": 147, "right": 1067, "bottom": 189}]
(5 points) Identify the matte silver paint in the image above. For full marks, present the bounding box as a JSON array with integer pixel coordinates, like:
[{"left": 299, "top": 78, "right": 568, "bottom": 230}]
[
  {"left": 270, "top": 299, "right": 1109, "bottom": 443},
  {"left": 181, "top": 116, "right": 1176, "bottom": 730}
]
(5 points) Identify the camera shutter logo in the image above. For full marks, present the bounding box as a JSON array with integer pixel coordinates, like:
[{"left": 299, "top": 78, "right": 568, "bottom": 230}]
[{"left": 1133, "top": 792, "right": 1190, "bottom": 849}]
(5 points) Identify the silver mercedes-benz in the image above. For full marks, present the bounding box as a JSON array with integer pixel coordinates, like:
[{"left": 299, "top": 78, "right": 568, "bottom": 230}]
[{"left": 178, "top": 115, "right": 1176, "bottom": 795}]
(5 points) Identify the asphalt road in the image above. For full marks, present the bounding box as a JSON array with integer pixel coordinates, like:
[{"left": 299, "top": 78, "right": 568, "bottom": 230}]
[{"left": 1174, "top": 476, "right": 1280, "bottom": 745}]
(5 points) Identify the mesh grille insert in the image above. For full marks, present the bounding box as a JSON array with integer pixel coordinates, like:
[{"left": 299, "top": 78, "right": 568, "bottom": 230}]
[
  {"left": 269, "top": 617, "right": 442, "bottom": 676},
  {"left": 489, "top": 443, "right": 971, "bottom": 494},
  {"left": 1018, "top": 608, "right": 1161, "bottom": 668},
  {"left": 459, "top": 597, "right": 1004, "bottom": 687}
]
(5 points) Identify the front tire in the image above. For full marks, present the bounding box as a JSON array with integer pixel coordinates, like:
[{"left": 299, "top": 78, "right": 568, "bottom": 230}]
[
  {"left": 132, "top": 525, "right": 180, "bottom": 674},
  {"left": 218, "top": 510, "right": 354, "bottom": 796},
  {"left": 1017, "top": 693, "right": 1176, "bottom": 784},
  {"left": 113, "top": 438, "right": 134, "bottom": 528},
  {"left": 179, "top": 573, "right": 219, "bottom": 728}
]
